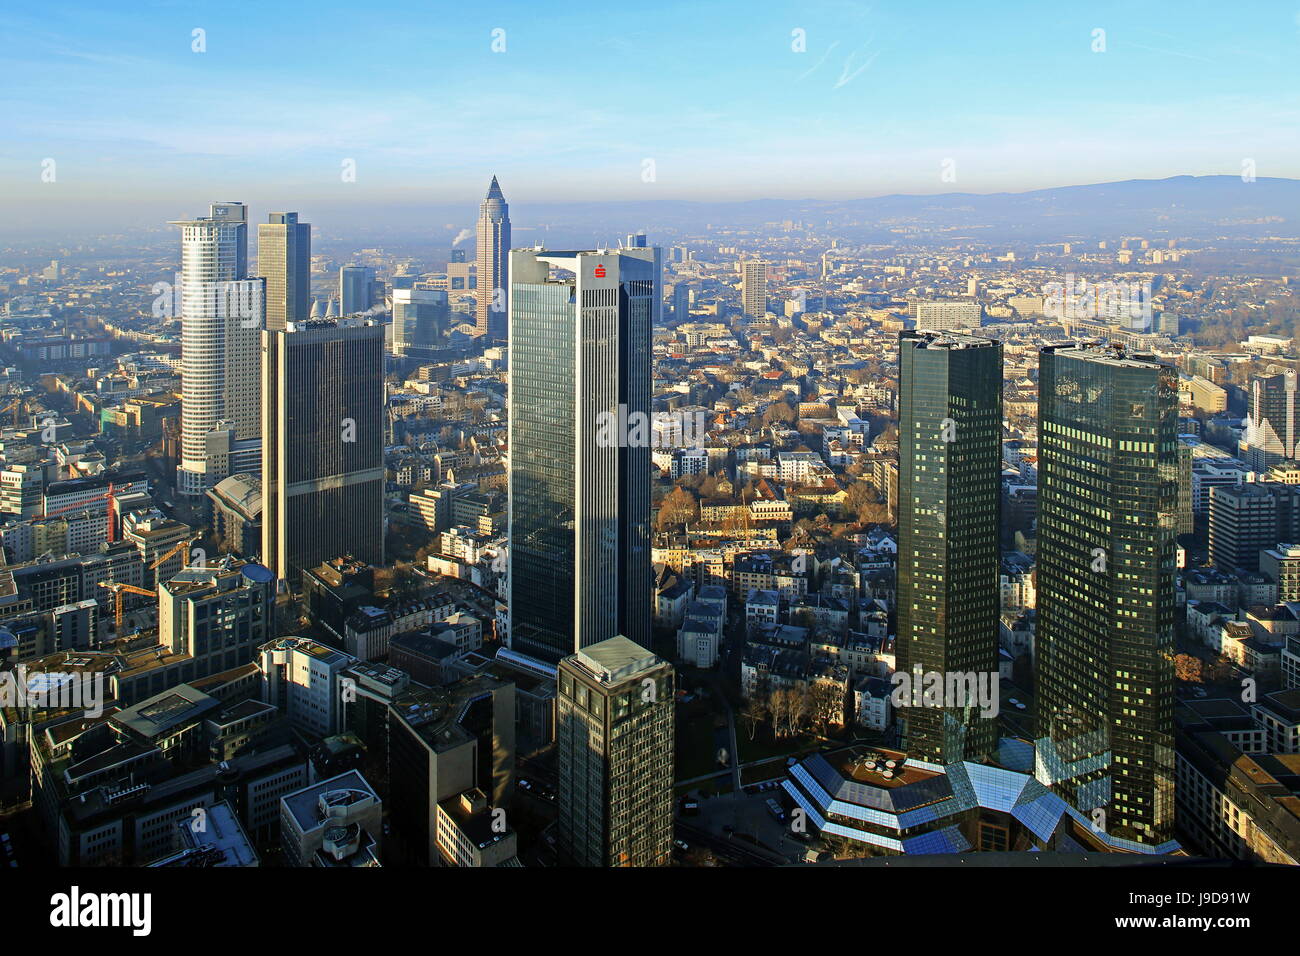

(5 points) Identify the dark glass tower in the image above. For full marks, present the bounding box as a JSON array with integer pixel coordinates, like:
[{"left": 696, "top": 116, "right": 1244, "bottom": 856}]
[
  {"left": 1036, "top": 343, "right": 1178, "bottom": 847},
  {"left": 508, "top": 248, "right": 659, "bottom": 664},
  {"left": 895, "top": 330, "right": 1002, "bottom": 764},
  {"left": 262, "top": 317, "right": 385, "bottom": 585}
]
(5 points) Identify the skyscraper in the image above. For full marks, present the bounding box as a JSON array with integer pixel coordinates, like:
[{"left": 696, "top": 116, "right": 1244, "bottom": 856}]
[
  {"left": 391, "top": 287, "right": 448, "bottom": 357},
  {"left": 895, "top": 331, "right": 1002, "bottom": 764},
  {"left": 1035, "top": 342, "right": 1178, "bottom": 849},
  {"left": 171, "top": 202, "right": 263, "bottom": 496},
  {"left": 339, "top": 264, "right": 375, "bottom": 316},
  {"left": 258, "top": 212, "right": 311, "bottom": 331},
  {"left": 741, "top": 260, "right": 767, "bottom": 318},
  {"left": 261, "top": 317, "right": 385, "bottom": 584},
  {"left": 672, "top": 282, "right": 692, "bottom": 322},
  {"left": 508, "top": 247, "right": 659, "bottom": 663},
  {"left": 556, "top": 636, "right": 674, "bottom": 867},
  {"left": 475, "top": 176, "right": 511, "bottom": 338},
  {"left": 1243, "top": 368, "right": 1299, "bottom": 473}
]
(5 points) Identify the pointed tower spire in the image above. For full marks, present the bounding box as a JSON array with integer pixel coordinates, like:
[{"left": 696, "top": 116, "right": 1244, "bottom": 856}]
[{"left": 486, "top": 175, "right": 504, "bottom": 200}]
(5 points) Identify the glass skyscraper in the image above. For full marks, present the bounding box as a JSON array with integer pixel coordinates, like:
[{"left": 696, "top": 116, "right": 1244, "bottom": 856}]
[
  {"left": 508, "top": 247, "right": 659, "bottom": 664},
  {"left": 1035, "top": 343, "right": 1178, "bottom": 848},
  {"left": 261, "top": 317, "right": 386, "bottom": 584},
  {"left": 895, "top": 330, "right": 1002, "bottom": 764}
]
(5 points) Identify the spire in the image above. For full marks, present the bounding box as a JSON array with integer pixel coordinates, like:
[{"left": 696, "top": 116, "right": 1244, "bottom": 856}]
[{"left": 485, "top": 175, "right": 504, "bottom": 201}]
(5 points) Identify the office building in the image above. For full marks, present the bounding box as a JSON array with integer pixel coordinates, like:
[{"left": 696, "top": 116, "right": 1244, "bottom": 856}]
[
  {"left": 1209, "top": 482, "right": 1300, "bottom": 573},
  {"left": 339, "top": 264, "right": 376, "bottom": 316},
  {"left": 508, "top": 247, "right": 658, "bottom": 663},
  {"left": 914, "top": 299, "right": 983, "bottom": 331},
  {"left": 741, "top": 260, "right": 767, "bottom": 318},
  {"left": 475, "top": 176, "right": 511, "bottom": 338},
  {"left": 1035, "top": 343, "right": 1178, "bottom": 849},
  {"left": 171, "top": 202, "right": 263, "bottom": 496},
  {"left": 386, "top": 675, "right": 515, "bottom": 866},
  {"left": 556, "top": 636, "right": 674, "bottom": 867},
  {"left": 391, "top": 287, "right": 448, "bottom": 357},
  {"left": 676, "top": 282, "right": 696, "bottom": 323},
  {"left": 262, "top": 317, "right": 385, "bottom": 583},
  {"left": 258, "top": 212, "right": 311, "bottom": 331},
  {"left": 157, "top": 560, "right": 277, "bottom": 677},
  {"left": 279, "top": 770, "right": 382, "bottom": 867},
  {"left": 259, "top": 636, "right": 357, "bottom": 738},
  {"left": 895, "top": 331, "right": 1002, "bottom": 764},
  {"left": 1244, "top": 369, "right": 1299, "bottom": 473}
]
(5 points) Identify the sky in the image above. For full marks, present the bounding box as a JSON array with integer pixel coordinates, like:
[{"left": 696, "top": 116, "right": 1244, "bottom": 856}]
[{"left": 2, "top": 0, "right": 1298, "bottom": 221}]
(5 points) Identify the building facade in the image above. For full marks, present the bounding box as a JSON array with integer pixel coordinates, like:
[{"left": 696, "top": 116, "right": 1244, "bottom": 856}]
[
  {"left": 556, "top": 637, "right": 673, "bottom": 867},
  {"left": 895, "top": 331, "right": 1002, "bottom": 764},
  {"left": 171, "top": 202, "right": 263, "bottom": 496},
  {"left": 475, "top": 176, "right": 511, "bottom": 338},
  {"left": 1035, "top": 343, "right": 1178, "bottom": 849},
  {"left": 262, "top": 318, "right": 385, "bottom": 584},
  {"left": 258, "top": 212, "right": 311, "bottom": 332},
  {"left": 508, "top": 247, "right": 658, "bottom": 663}
]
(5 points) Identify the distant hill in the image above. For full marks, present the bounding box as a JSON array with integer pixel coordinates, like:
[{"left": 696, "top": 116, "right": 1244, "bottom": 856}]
[{"left": 497, "top": 176, "right": 1300, "bottom": 244}]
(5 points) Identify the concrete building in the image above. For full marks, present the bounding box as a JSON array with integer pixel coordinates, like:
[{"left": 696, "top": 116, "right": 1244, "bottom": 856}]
[
  {"left": 171, "top": 202, "right": 263, "bottom": 496},
  {"left": 475, "top": 176, "right": 511, "bottom": 338},
  {"left": 258, "top": 212, "right": 311, "bottom": 332},
  {"left": 556, "top": 636, "right": 674, "bottom": 867}
]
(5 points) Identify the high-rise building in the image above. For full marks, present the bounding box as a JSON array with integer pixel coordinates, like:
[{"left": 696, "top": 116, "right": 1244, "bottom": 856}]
[
  {"left": 508, "top": 247, "right": 659, "bottom": 663},
  {"left": 895, "top": 331, "right": 1002, "bottom": 764},
  {"left": 914, "top": 299, "right": 983, "bottom": 331},
  {"left": 391, "top": 287, "right": 448, "bottom": 357},
  {"left": 475, "top": 176, "right": 511, "bottom": 338},
  {"left": 258, "top": 212, "right": 311, "bottom": 331},
  {"left": 741, "top": 260, "right": 767, "bottom": 318},
  {"left": 1035, "top": 343, "right": 1178, "bottom": 849},
  {"left": 339, "top": 264, "right": 375, "bottom": 315},
  {"left": 556, "top": 636, "right": 674, "bottom": 867},
  {"left": 672, "top": 282, "right": 692, "bottom": 322},
  {"left": 171, "top": 202, "right": 264, "bottom": 496},
  {"left": 262, "top": 318, "right": 385, "bottom": 584},
  {"left": 1208, "top": 481, "right": 1300, "bottom": 573},
  {"left": 1243, "top": 369, "right": 1300, "bottom": 472}
]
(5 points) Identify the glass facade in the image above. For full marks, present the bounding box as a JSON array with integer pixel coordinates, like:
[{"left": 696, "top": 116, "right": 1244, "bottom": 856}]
[
  {"left": 1035, "top": 343, "right": 1177, "bottom": 846},
  {"left": 262, "top": 319, "right": 385, "bottom": 583},
  {"left": 508, "top": 250, "right": 656, "bottom": 663},
  {"left": 895, "top": 331, "right": 1002, "bottom": 764}
]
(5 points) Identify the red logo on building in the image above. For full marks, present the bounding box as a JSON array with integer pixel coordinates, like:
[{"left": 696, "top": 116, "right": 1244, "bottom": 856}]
[{"left": 593, "top": 263, "right": 607, "bottom": 278}]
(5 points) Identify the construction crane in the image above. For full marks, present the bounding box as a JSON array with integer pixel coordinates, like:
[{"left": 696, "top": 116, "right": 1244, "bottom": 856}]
[
  {"left": 0, "top": 396, "right": 36, "bottom": 429},
  {"left": 148, "top": 534, "right": 201, "bottom": 573},
  {"left": 97, "top": 580, "right": 155, "bottom": 634}
]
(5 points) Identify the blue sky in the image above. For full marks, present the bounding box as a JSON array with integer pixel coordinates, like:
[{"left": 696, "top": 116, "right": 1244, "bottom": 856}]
[{"left": 2, "top": 0, "right": 1298, "bottom": 207}]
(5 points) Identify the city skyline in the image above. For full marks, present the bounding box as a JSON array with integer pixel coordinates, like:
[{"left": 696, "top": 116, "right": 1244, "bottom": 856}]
[{"left": 3, "top": 0, "right": 1300, "bottom": 915}]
